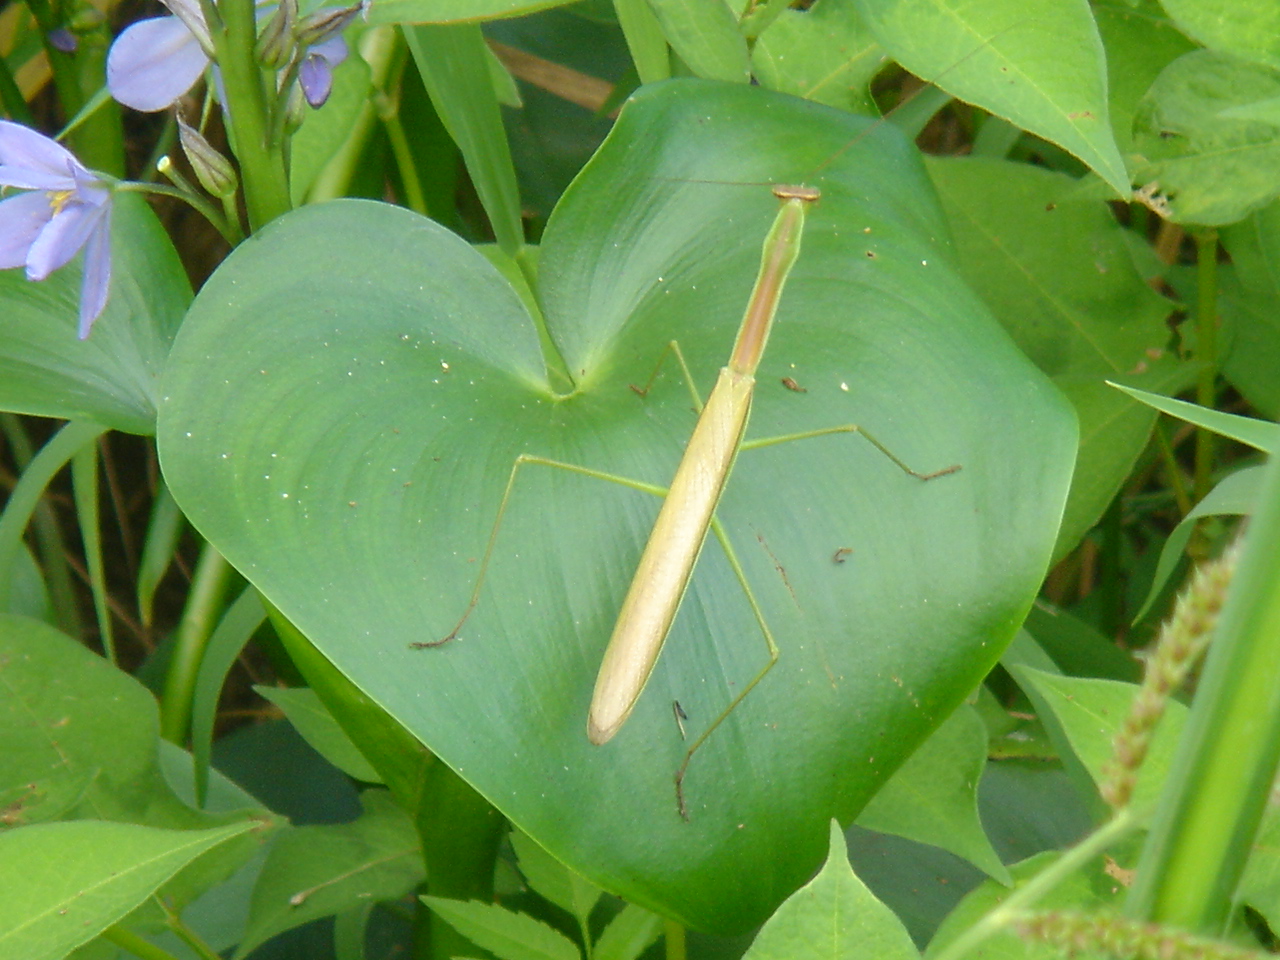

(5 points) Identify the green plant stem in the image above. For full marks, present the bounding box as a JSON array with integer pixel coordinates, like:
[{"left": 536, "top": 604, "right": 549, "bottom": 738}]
[
  {"left": 1125, "top": 444, "right": 1280, "bottom": 932},
  {"left": 0, "top": 43, "right": 35, "bottom": 125},
  {"left": 1154, "top": 420, "right": 1191, "bottom": 518},
  {"left": 0, "top": 414, "right": 81, "bottom": 635},
  {"left": 932, "top": 810, "right": 1139, "bottom": 960},
  {"left": 71, "top": 442, "right": 114, "bottom": 663},
  {"left": 210, "top": 0, "right": 291, "bottom": 229},
  {"left": 0, "top": 421, "right": 106, "bottom": 619},
  {"left": 102, "top": 925, "right": 184, "bottom": 960},
  {"left": 159, "top": 900, "right": 226, "bottom": 960},
  {"left": 160, "top": 544, "right": 234, "bottom": 744},
  {"left": 417, "top": 764, "right": 506, "bottom": 960},
  {"left": 664, "top": 920, "right": 687, "bottom": 960},
  {"left": 1192, "top": 229, "right": 1219, "bottom": 507},
  {"left": 116, "top": 180, "right": 241, "bottom": 246},
  {"left": 380, "top": 93, "right": 430, "bottom": 216}
]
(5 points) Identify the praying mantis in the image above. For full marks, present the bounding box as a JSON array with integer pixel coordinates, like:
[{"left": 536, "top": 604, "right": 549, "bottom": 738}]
[{"left": 417, "top": 177, "right": 960, "bottom": 819}]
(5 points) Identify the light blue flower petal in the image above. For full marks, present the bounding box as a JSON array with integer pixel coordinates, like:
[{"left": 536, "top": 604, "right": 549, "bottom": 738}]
[
  {"left": 299, "top": 54, "right": 335, "bottom": 108},
  {"left": 78, "top": 210, "right": 113, "bottom": 338},
  {"left": 0, "top": 191, "right": 53, "bottom": 269},
  {"left": 313, "top": 33, "right": 348, "bottom": 67},
  {"left": 25, "top": 199, "right": 104, "bottom": 280},
  {"left": 0, "top": 164, "right": 73, "bottom": 191},
  {"left": 0, "top": 120, "right": 80, "bottom": 181},
  {"left": 107, "top": 17, "right": 209, "bottom": 112}
]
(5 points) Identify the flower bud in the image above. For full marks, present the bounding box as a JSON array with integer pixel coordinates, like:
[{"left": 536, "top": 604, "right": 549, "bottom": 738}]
[
  {"left": 283, "top": 84, "right": 309, "bottom": 133},
  {"left": 256, "top": 0, "right": 297, "bottom": 69},
  {"left": 177, "top": 119, "right": 238, "bottom": 198},
  {"left": 296, "top": 2, "right": 360, "bottom": 48},
  {"left": 47, "top": 28, "right": 77, "bottom": 52}
]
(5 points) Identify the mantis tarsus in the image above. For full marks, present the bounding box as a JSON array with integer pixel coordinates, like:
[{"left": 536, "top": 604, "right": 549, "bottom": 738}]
[{"left": 417, "top": 182, "right": 960, "bottom": 820}]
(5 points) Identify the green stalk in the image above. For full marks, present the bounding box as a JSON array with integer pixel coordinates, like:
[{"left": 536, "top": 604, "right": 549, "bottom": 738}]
[
  {"left": 0, "top": 42, "right": 35, "bottom": 125},
  {"left": 1192, "top": 230, "right": 1219, "bottom": 506},
  {"left": 159, "top": 544, "right": 234, "bottom": 744},
  {"left": 102, "top": 925, "right": 185, "bottom": 960},
  {"left": 1125, "top": 445, "right": 1280, "bottom": 931},
  {"left": 209, "top": 0, "right": 291, "bottom": 229},
  {"left": 0, "top": 414, "right": 81, "bottom": 635}
]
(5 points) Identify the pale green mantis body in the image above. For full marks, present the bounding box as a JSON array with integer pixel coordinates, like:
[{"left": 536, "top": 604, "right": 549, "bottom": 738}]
[{"left": 420, "top": 182, "right": 959, "bottom": 818}]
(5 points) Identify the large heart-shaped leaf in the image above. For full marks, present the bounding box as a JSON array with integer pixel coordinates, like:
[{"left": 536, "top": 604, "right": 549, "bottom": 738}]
[{"left": 157, "top": 79, "right": 1076, "bottom": 932}]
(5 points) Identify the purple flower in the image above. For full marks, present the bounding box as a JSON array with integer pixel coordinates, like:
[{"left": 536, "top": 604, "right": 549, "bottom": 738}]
[
  {"left": 298, "top": 35, "right": 347, "bottom": 108},
  {"left": 0, "top": 122, "right": 112, "bottom": 339},
  {"left": 107, "top": 0, "right": 351, "bottom": 113},
  {"left": 107, "top": 0, "right": 213, "bottom": 113}
]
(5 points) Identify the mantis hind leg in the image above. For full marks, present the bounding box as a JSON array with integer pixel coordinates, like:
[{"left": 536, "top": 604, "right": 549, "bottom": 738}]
[
  {"left": 674, "top": 515, "right": 780, "bottom": 821},
  {"left": 412, "top": 454, "right": 666, "bottom": 649},
  {"left": 742, "top": 423, "right": 961, "bottom": 480}
]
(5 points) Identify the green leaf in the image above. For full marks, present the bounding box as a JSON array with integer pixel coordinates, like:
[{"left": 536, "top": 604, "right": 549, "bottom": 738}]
[
  {"left": 1023, "top": 602, "right": 1141, "bottom": 683},
  {"left": 926, "top": 156, "right": 1186, "bottom": 557},
  {"left": 1237, "top": 796, "right": 1280, "bottom": 935},
  {"left": 1131, "top": 50, "right": 1280, "bottom": 226},
  {"left": 613, "top": 0, "right": 670, "bottom": 84},
  {"left": 1221, "top": 198, "right": 1280, "bottom": 417},
  {"left": 235, "top": 791, "right": 423, "bottom": 958},
  {"left": 0, "top": 820, "right": 253, "bottom": 960},
  {"left": 365, "top": 0, "right": 572, "bottom": 25},
  {"left": 0, "top": 613, "right": 278, "bottom": 920},
  {"left": 421, "top": 895, "right": 580, "bottom": 960},
  {"left": 256, "top": 686, "right": 383, "bottom": 784},
  {"left": 509, "top": 829, "right": 601, "bottom": 923},
  {"left": 157, "top": 79, "right": 1075, "bottom": 933},
  {"left": 1013, "top": 667, "right": 1187, "bottom": 816},
  {"left": 1095, "top": 1, "right": 1198, "bottom": 156},
  {"left": 857, "top": 706, "right": 1010, "bottom": 884},
  {"left": 1108, "top": 382, "right": 1280, "bottom": 452},
  {"left": 753, "top": 0, "right": 882, "bottom": 113},
  {"left": 0, "top": 613, "right": 167, "bottom": 825},
  {"left": 645, "top": 0, "right": 751, "bottom": 82},
  {"left": 0, "top": 194, "right": 189, "bottom": 435},
  {"left": 593, "top": 903, "right": 663, "bottom": 960},
  {"left": 743, "top": 821, "right": 918, "bottom": 960},
  {"left": 857, "top": 0, "right": 1129, "bottom": 196},
  {"left": 1133, "top": 467, "right": 1261, "bottom": 623},
  {"left": 405, "top": 23, "right": 524, "bottom": 255},
  {"left": 1159, "top": 0, "right": 1280, "bottom": 71}
]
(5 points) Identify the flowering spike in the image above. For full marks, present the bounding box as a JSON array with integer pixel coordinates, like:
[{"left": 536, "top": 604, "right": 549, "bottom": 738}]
[
  {"left": 1100, "top": 542, "right": 1239, "bottom": 810},
  {"left": 1016, "top": 910, "right": 1269, "bottom": 960}
]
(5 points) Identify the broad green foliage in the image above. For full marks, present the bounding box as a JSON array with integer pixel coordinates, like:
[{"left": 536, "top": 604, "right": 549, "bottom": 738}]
[
  {"left": 235, "top": 791, "right": 423, "bottom": 957},
  {"left": 857, "top": 0, "right": 1128, "bottom": 196},
  {"left": 1132, "top": 51, "right": 1280, "bottom": 226},
  {"left": 6, "top": 0, "right": 1280, "bottom": 957},
  {"left": 158, "top": 79, "right": 1074, "bottom": 931},
  {"left": 857, "top": 706, "right": 1010, "bottom": 885},
  {"left": 925, "top": 157, "right": 1188, "bottom": 556},
  {"left": 0, "top": 195, "right": 189, "bottom": 435},
  {"left": 742, "top": 822, "right": 919, "bottom": 960},
  {"left": 0, "top": 820, "right": 255, "bottom": 960}
]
